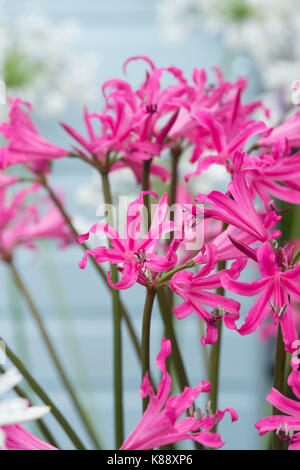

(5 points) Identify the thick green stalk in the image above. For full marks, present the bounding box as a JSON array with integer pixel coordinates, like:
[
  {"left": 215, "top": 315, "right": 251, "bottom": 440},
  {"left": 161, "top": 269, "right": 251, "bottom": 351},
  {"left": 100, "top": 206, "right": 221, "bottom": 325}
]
[
  {"left": 157, "top": 288, "right": 189, "bottom": 390},
  {"left": 8, "top": 261, "right": 101, "bottom": 449},
  {"left": 101, "top": 171, "right": 124, "bottom": 449},
  {"left": 1, "top": 341, "right": 85, "bottom": 449},
  {"left": 157, "top": 287, "right": 204, "bottom": 451},
  {"left": 141, "top": 289, "right": 156, "bottom": 412},
  {"left": 39, "top": 241, "right": 104, "bottom": 445},
  {"left": 209, "top": 259, "right": 226, "bottom": 429},
  {"left": 42, "top": 178, "right": 141, "bottom": 363},
  {"left": 272, "top": 326, "right": 287, "bottom": 450}
]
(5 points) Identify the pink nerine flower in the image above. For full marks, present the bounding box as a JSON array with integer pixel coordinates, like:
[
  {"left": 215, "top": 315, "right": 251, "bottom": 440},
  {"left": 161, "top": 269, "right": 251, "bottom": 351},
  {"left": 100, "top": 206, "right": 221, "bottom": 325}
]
[
  {"left": 120, "top": 338, "right": 238, "bottom": 450},
  {"left": 3, "top": 424, "right": 57, "bottom": 450},
  {"left": 0, "top": 183, "right": 71, "bottom": 259},
  {"left": 259, "top": 110, "right": 300, "bottom": 148},
  {"left": 255, "top": 388, "right": 300, "bottom": 450},
  {"left": 170, "top": 247, "right": 246, "bottom": 345},
  {"left": 78, "top": 191, "right": 176, "bottom": 289},
  {"left": 222, "top": 242, "right": 300, "bottom": 352},
  {"left": 288, "top": 354, "right": 300, "bottom": 400},
  {"left": 238, "top": 145, "right": 300, "bottom": 210},
  {"left": 196, "top": 169, "right": 281, "bottom": 243},
  {"left": 0, "top": 99, "right": 67, "bottom": 169}
]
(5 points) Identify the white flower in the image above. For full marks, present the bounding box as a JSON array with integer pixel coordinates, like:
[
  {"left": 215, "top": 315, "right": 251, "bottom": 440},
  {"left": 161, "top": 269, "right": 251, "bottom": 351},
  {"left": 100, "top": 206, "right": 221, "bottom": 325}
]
[
  {"left": 157, "top": 0, "right": 300, "bottom": 99},
  {"left": 0, "top": 368, "right": 49, "bottom": 449},
  {"left": 0, "top": 2, "right": 101, "bottom": 117},
  {"left": 291, "top": 80, "right": 300, "bottom": 105}
]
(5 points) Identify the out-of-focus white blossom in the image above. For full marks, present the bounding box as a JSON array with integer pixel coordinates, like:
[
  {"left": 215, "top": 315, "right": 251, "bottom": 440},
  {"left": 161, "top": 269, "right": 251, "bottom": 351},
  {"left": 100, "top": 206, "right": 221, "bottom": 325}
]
[
  {"left": 157, "top": 0, "right": 300, "bottom": 108},
  {"left": 0, "top": 2, "right": 100, "bottom": 116},
  {"left": 0, "top": 368, "right": 49, "bottom": 449}
]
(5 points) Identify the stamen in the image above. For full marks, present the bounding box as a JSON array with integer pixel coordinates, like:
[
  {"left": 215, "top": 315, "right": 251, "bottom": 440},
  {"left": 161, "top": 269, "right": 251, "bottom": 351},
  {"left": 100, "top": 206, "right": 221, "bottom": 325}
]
[
  {"left": 269, "top": 299, "right": 276, "bottom": 313},
  {"left": 205, "top": 400, "right": 213, "bottom": 418},
  {"left": 277, "top": 304, "right": 287, "bottom": 318},
  {"left": 276, "top": 424, "right": 283, "bottom": 436},
  {"left": 188, "top": 404, "right": 195, "bottom": 417},
  {"left": 193, "top": 408, "right": 203, "bottom": 422},
  {"left": 146, "top": 104, "right": 157, "bottom": 114}
]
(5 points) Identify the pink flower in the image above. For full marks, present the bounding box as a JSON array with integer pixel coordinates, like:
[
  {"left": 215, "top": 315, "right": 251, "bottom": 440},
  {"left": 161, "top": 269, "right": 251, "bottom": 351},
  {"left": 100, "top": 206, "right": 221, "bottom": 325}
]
[
  {"left": 62, "top": 56, "right": 190, "bottom": 184},
  {"left": 183, "top": 79, "right": 269, "bottom": 180},
  {"left": 222, "top": 242, "right": 300, "bottom": 352},
  {"left": 2, "top": 424, "right": 57, "bottom": 450},
  {"left": 170, "top": 246, "right": 246, "bottom": 345},
  {"left": 237, "top": 145, "right": 300, "bottom": 210},
  {"left": 259, "top": 110, "right": 300, "bottom": 148},
  {"left": 120, "top": 338, "right": 238, "bottom": 450},
  {"left": 0, "top": 183, "right": 71, "bottom": 259},
  {"left": 255, "top": 388, "right": 300, "bottom": 450},
  {"left": 78, "top": 191, "right": 176, "bottom": 289},
  {"left": 196, "top": 170, "right": 281, "bottom": 243},
  {"left": 0, "top": 99, "right": 67, "bottom": 170},
  {"left": 259, "top": 302, "right": 300, "bottom": 343},
  {"left": 288, "top": 355, "right": 300, "bottom": 400}
]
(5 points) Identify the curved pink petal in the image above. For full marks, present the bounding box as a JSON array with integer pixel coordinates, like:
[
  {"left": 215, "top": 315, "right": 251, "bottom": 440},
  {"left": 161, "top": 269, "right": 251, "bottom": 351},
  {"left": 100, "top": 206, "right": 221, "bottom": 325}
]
[
  {"left": 107, "top": 264, "right": 138, "bottom": 290},
  {"left": 238, "top": 284, "right": 273, "bottom": 335}
]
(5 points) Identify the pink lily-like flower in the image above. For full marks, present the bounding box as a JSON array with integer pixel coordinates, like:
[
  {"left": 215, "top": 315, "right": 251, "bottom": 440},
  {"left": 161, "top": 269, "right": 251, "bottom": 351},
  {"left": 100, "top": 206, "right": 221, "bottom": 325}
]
[
  {"left": 0, "top": 98, "right": 67, "bottom": 170},
  {"left": 78, "top": 191, "right": 177, "bottom": 290},
  {"left": 2, "top": 424, "right": 57, "bottom": 450},
  {"left": 120, "top": 338, "right": 238, "bottom": 450},
  {"left": 238, "top": 145, "right": 300, "bottom": 209},
  {"left": 259, "top": 110, "right": 300, "bottom": 148},
  {"left": 255, "top": 388, "right": 300, "bottom": 450},
  {"left": 61, "top": 56, "right": 189, "bottom": 184},
  {"left": 196, "top": 170, "right": 281, "bottom": 243},
  {"left": 0, "top": 183, "right": 71, "bottom": 260},
  {"left": 184, "top": 80, "right": 269, "bottom": 180},
  {"left": 288, "top": 351, "right": 300, "bottom": 400},
  {"left": 222, "top": 242, "right": 300, "bottom": 352},
  {"left": 170, "top": 245, "right": 246, "bottom": 345},
  {"left": 259, "top": 302, "right": 300, "bottom": 344}
]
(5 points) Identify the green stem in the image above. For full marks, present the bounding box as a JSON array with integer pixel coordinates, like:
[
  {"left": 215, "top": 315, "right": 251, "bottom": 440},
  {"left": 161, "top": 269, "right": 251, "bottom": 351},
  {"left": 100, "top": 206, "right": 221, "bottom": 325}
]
[
  {"left": 101, "top": 171, "right": 124, "bottom": 449},
  {"left": 158, "top": 259, "right": 195, "bottom": 285},
  {"left": 42, "top": 178, "right": 141, "bottom": 364},
  {"left": 1, "top": 341, "right": 85, "bottom": 450},
  {"left": 272, "top": 325, "right": 287, "bottom": 450},
  {"left": 8, "top": 261, "right": 101, "bottom": 450},
  {"left": 157, "top": 288, "right": 189, "bottom": 390},
  {"left": 0, "top": 364, "right": 59, "bottom": 448},
  {"left": 38, "top": 241, "right": 104, "bottom": 445},
  {"left": 141, "top": 289, "right": 156, "bottom": 412},
  {"left": 142, "top": 159, "right": 152, "bottom": 229},
  {"left": 209, "top": 259, "right": 226, "bottom": 430}
]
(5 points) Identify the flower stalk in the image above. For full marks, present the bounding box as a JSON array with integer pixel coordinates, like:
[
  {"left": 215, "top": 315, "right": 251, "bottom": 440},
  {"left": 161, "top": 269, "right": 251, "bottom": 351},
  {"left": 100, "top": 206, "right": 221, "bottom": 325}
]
[
  {"left": 41, "top": 176, "right": 142, "bottom": 363},
  {"left": 101, "top": 170, "right": 124, "bottom": 448},
  {"left": 209, "top": 259, "right": 226, "bottom": 430},
  {"left": 272, "top": 325, "right": 287, "bottom": 450},
  {"left": 2, "top": 340, "right": 85, "bottom": 450},
  {"left": 141, "top": 288, "right": 156, "bottom": 412},
  {"left": 7, "top": 261, "right": 101, "bottom": 449}
]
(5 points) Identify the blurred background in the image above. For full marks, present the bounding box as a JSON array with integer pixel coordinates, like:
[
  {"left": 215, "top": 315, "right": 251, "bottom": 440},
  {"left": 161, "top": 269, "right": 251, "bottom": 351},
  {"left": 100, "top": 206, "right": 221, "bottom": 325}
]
[{"left": 1, "top": 0, "right": 298, "bottom": 450}]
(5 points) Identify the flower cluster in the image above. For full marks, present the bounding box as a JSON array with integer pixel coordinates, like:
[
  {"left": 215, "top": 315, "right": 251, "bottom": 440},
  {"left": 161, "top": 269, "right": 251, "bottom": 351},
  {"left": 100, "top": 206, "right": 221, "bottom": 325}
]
[{"left": 0, "top": 56, "right": 299, "bottom": 450}]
